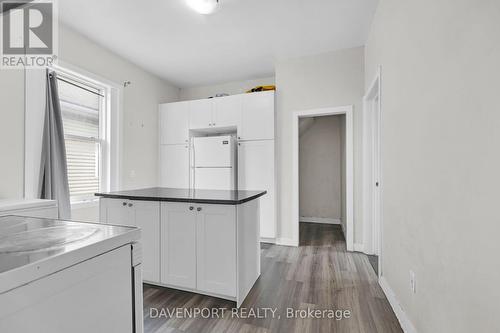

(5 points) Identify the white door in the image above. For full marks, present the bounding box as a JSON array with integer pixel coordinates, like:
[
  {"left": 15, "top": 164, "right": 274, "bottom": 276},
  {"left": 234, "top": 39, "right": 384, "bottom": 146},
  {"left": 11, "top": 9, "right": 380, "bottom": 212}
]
[
  {"left": 160, "top": 203, "right": 197, "bottom": 289},
  {"left": 189, "top": 99, "right": 213, "bottom": 129},
  {"left": 131, "top": 200, "right": 160, "bottom": 283},
  {"left": 214, "top": 94, "right": 241, "bottom": 128},
  {"left": 196, "top": 204, "right": 236, "bottom": 297},
  {"left": 372, "top": 96, "right": 381, "bottom": 256},
  {"left": 240, "top": 91, "right": 275, "bottom": 141},
  {"left": 160, "top": 102, "right": 189, "bottom": 145},
  {"left": 160, "top": 144, "right": 190, "bottom": 188},
  {"left": 238, "top": 140, "right": 276, "bottom": 238}
]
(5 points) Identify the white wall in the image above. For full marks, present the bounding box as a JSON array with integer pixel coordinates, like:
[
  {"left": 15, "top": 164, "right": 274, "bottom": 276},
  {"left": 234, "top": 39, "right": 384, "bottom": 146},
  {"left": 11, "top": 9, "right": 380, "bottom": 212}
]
[
  {"left": 0, "top": 70, "right": 25, "bottom": 199},
  {"left": 275, "top": 47, "right": 364, "bottom": 245},
  {"left": 299, "top": 115, "right": 343, "bottom": 221},
  {"left": 179, "top": 76, "right": 275, "bottom": 100},
  {"left": 0, "top": 23, "right": 180, "bottom": 222},
  {"left": 365, "top": 0, "right": 500, "bottom": 332}
]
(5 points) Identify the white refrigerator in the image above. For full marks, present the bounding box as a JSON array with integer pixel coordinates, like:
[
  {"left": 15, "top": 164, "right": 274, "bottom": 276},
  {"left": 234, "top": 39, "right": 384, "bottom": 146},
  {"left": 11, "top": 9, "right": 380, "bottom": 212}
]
[{"left": 191, "top": 135, "right": 237, "bottom": 190}]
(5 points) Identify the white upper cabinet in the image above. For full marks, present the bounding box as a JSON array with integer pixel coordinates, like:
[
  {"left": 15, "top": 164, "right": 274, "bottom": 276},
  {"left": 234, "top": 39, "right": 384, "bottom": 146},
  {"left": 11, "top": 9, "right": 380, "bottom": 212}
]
[
  {"left": 160, "top": 144, "right": 190, "bottom": 188},
  {"left": 240, "top": 91, "right": 275, "bottom": 141},
  {"left": 189, "top": 99, "right": 214, "bottom": 129},
  {"left": 213, "top": 94, "right": 241, "bottom": 128},
  {"left": 160, "top": 101, "right": 189, "bottom": 145}
]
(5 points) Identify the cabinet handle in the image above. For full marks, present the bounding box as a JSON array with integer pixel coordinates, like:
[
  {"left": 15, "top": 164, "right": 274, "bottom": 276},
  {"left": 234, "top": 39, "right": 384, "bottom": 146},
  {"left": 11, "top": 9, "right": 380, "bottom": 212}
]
[
  {"left": 128, "top": 203, "right": 133, "bottom": 207},
  {"left": 122, "top": 202, "right": 127, "bottom": 206},
  {"left": 238, "top": 136, "right": 241, "bottom": 139},
  {"left": 189, "top": 206, "right": 194, "bottom": 210},
  {"left": 213, "top": 123, "right": 216, "bottom": 126},
  {"left": 197, "top": 207, "right": 202, "bottom": 211}
]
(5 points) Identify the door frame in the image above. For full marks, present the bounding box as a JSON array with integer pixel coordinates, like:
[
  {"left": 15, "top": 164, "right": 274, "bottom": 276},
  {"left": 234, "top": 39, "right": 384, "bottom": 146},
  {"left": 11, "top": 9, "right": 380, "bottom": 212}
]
[
  {"left": 362, "top": 66, "right": 382, "bottom": 277},
  {"left": 292, "top": 105, "right": 354, "bottom": 250}
]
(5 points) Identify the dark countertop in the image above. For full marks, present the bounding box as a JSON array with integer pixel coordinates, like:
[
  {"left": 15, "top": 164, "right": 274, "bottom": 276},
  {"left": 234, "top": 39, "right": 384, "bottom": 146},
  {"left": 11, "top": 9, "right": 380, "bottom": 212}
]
[{"left": 95, "top": 187, "right": 267, "bottom": 205}]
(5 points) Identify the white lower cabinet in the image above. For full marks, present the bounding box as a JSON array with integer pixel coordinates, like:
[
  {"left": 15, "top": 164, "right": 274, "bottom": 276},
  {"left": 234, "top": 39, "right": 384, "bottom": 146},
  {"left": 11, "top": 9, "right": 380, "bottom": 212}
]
[
  {"left": 99, "top": 198, "right": 160, "bottom": 283},
  {"left": 196, "top": 204, "right": 236, "bottom": 296},
  {"left": 160, "top": 202, "right": 197, "bottom": 289},
  {"left": 160, "top": 202, "right": 236, "bottom": 297}
]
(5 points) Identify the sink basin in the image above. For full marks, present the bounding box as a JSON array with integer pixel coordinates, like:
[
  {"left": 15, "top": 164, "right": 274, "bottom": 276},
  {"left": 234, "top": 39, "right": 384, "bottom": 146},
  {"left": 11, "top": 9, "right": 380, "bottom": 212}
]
[{"left": 0, "top": 225, "right": 99, "bottom": 254}]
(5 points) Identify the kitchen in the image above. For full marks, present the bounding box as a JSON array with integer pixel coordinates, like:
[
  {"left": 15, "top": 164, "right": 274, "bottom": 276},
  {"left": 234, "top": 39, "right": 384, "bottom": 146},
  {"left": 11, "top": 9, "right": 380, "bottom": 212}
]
[{"left": 1, "top": 1, "right": 497, "bottom": 333}]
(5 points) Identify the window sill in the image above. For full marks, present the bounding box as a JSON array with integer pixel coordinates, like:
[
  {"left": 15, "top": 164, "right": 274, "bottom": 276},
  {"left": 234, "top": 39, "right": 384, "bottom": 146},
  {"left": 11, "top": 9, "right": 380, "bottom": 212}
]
[{"left": 71, "top": 199, "right": 99, "bottom": 210}]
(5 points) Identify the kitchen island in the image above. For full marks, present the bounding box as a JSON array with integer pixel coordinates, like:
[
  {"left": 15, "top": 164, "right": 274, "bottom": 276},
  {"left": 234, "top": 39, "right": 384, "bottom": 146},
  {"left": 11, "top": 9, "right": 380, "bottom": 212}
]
[{"left": 96, "top": 187, "right": 266, "bottom": 307}]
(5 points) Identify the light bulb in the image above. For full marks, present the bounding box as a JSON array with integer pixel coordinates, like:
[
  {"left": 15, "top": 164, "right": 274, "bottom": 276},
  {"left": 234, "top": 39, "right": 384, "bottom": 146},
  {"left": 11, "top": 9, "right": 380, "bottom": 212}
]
[{"left": 186, "top": 0, "right": 219, "bottom": 15}]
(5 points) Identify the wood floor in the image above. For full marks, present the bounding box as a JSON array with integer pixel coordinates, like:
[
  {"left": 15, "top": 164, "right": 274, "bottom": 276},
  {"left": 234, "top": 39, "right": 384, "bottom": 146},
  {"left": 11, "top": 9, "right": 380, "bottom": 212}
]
[{"left": 143, "top": 223, "right": 402, "bottom": 333}]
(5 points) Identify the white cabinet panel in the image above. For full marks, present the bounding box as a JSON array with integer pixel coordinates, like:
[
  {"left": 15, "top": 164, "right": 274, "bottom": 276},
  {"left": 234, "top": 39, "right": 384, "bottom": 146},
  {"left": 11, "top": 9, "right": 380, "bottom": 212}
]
[
  {"left": 240, "top": 91, "right": 274, "bottom": 140},
  {"left": 196, "top": 204, "right": 236, "bottom": 297},
  {"left": 160, "top": 144, "right": 190, "bottom": 188},
  {"left": 160, "top": 102, "right": 189, "bottom": 145},
  {"left": 214, "top": 94, "right": 241, "bottom": 128},
  {"left": 238, "top": 140, "right": 276, "bottom": 238},
  {"left": 105, "top": 198, "right": 134, "bottom": 226},
  {"left": 99, "top": 198, "right": 160, "bottom": 283},
  {"left": 131, "top": 200, "right": 160, "bottom": 282},
  {"left": 161, "top": 203, "right": 197, "bottom": 289},
  {"left": 189, "top": 99, "right": 213, "bottom": 129}
]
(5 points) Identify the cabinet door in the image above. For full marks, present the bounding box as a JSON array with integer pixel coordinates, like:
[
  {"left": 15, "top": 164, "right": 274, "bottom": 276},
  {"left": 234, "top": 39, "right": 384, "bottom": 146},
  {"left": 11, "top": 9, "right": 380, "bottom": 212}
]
[
  {"left": 130, "top": 200, "right": 160, "bottom": 283},
  {"left": 213, "top": 94, "right": 241, "bottom": 128},
  {"left": 161, "top": 203, "right": 197, "bottom": 289},
  {"left": 189, "top": 99, "right": 213, "bottom": 129},
  {"left": 104, "top": 198, "right": 134, "bottom": 226},
  {"left": 160, "top": 102, "right": 189, "bottom": 145},
  {"left": 196, "top": 204, "right": 236, "bottom": 297},
  {"left": 160, "top": 144, "right": 189, "bottom": 188},
  {"left": 238, "top": 140, "right": 276, "bottom": 238},
  {"left": 240, "top": 91, "right": 275, "bottom": 140}
]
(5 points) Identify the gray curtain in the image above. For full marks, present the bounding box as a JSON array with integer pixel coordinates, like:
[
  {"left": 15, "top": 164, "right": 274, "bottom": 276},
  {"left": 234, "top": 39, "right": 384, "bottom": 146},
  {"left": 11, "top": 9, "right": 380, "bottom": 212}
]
[{"left": 38, "top": 70, "right": 71, "bottom": 219}]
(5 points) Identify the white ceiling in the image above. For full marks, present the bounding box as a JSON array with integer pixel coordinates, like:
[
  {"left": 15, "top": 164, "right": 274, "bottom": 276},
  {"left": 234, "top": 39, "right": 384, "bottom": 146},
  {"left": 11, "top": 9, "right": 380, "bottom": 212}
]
[{"left": 59, "top": 0, "right": 378, "bottom": 88}]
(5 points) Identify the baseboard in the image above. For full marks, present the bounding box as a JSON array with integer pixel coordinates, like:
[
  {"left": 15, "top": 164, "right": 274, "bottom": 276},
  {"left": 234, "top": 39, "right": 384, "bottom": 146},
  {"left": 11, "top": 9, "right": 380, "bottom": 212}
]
[
  {"left": 300, "top": 216, "right": 341, "bottom": 224},
  {"left": 276, "top": 237, "right": 298, "bottom": 247},
  {"left": 379, "top": 276, "right": 418, "bottom": 333},
  {"left": 353, "top": 243, "right": 364, "bottom": 252},
  {"left": 260, "top": 237, "right": 276, "bottom": 244}
]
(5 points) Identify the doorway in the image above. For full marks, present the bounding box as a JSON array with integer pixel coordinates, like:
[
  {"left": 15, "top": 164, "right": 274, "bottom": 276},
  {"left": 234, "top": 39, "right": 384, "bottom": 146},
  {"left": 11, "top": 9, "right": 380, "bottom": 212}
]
[
  {"left": 362, "top": 67, "right": 382, "bottom": 277},
  {"left": 292, "top": 106, "right": 354, "bottom": 250}
]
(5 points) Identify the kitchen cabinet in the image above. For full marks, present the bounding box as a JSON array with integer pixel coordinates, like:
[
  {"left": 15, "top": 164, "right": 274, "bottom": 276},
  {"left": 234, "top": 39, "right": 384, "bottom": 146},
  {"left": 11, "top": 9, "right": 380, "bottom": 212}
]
[
  {"left": 160, "top": 144, "right": 189, "bottom": 188},
  {"left": 99, "top": 199, "right": 160, "bottom": 283},
  {"left": 97, "top": 189, "right": 263, "bottom": 306},
  {"left": 160, "top": 203, "right": 236, "bottom": 296},
  {"left": 240, "top": 91, "right": 274, "bottom": 141},
  {"left": 213, "top": 94, "right": 241, "bottom": 128},
  {"left": 189, "top": 95, "right": 241, "bottom": 129},
  {"left": 160, "top": 203, "right": 197, "bottom": 289},
  {"left": 238, "top": 140, "right": 276, "bottom": 239},
  {"left": 189, "top": 98, "right": 213, "bottom": 129},
  {"left": 160, "top": 101, "right": 189, "bottom": 144},
  {"left": 196, "top": 204, "right": 236, "bottom": 296}
]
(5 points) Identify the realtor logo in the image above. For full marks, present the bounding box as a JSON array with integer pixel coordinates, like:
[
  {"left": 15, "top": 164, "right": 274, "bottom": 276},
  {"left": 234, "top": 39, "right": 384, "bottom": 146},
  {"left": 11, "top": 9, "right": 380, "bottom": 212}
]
[{"left": 1, "top": 0, "right": 58, "bottom": 68}]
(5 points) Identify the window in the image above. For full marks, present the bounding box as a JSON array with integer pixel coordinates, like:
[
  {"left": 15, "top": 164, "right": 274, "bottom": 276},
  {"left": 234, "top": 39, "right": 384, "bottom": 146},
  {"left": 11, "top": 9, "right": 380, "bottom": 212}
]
[{"left": 57, "top": 72, "right": 109, "bottom": 203}]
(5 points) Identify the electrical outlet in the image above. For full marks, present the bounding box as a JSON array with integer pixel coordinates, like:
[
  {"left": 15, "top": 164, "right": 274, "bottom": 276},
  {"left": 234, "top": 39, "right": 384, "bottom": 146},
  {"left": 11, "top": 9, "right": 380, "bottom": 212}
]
[
  {"left": 409, "top": 270, "right": 417, "bottom": 294},
  {"left": 130, "top": 170, "right": 136, "bottom": 178}
]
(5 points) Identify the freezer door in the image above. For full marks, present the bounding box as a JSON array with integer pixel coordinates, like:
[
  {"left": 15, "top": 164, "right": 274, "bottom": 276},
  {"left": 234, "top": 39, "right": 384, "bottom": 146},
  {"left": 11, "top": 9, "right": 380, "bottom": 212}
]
[
  {"left": 193, "top": 136, "right": 234, "bottom": 167},
  {"left": 194, "top": 168, "right": 235, "bottom": 190}
]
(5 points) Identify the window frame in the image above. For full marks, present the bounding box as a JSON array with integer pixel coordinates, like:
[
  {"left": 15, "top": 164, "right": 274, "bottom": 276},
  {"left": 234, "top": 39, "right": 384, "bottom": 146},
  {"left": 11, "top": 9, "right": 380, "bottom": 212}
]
[{"left": 56, "top": 69, "right": 111, "bottom": 205}]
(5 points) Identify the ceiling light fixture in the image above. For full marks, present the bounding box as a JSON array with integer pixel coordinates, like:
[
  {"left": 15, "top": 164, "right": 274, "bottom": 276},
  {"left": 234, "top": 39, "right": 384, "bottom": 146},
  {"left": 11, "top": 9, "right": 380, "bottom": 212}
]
[{"left": 186, "top": 0, "right": 219, "bottom": 15}]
